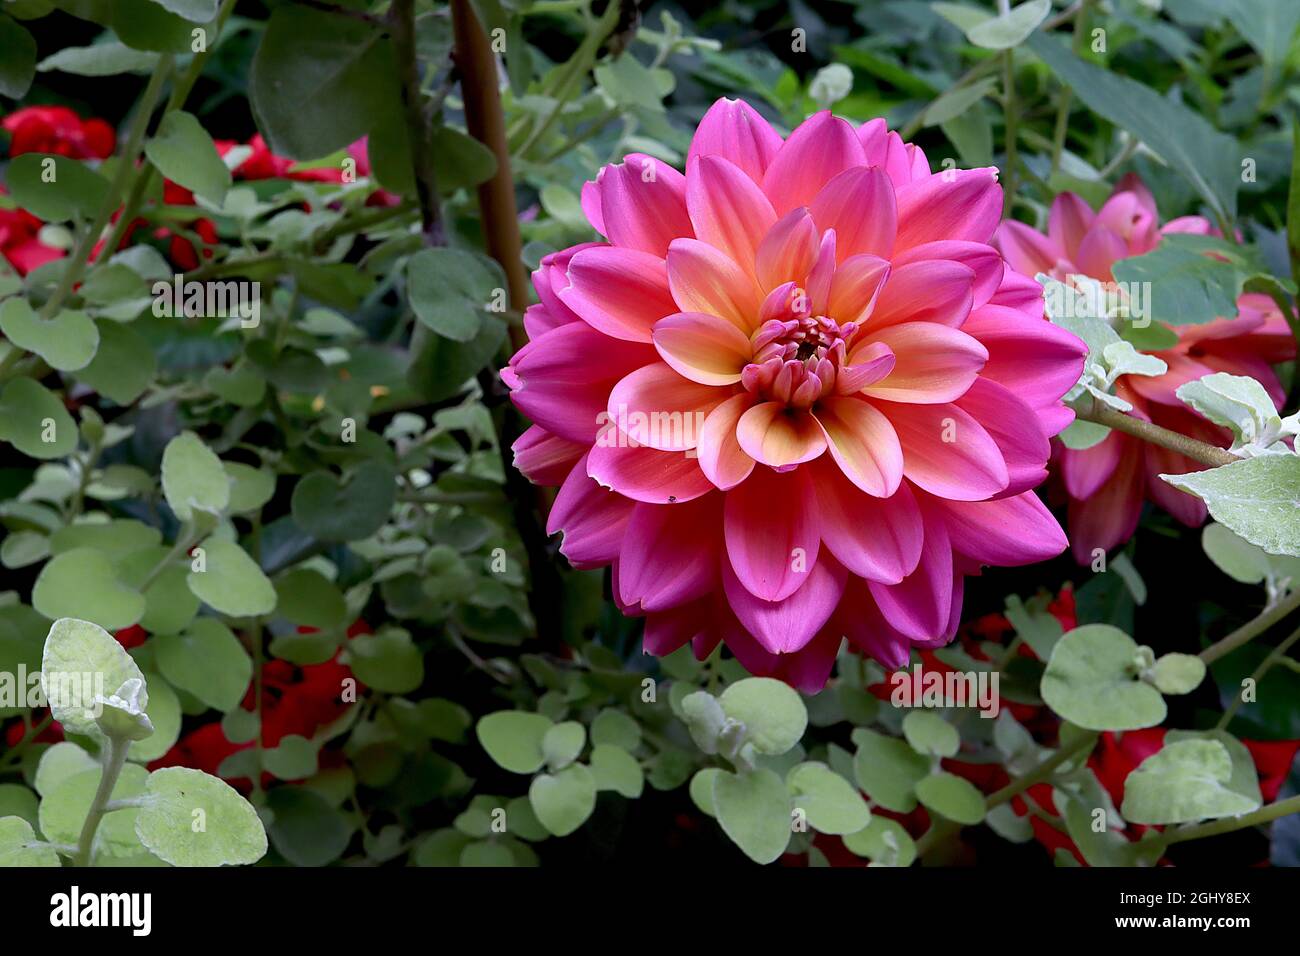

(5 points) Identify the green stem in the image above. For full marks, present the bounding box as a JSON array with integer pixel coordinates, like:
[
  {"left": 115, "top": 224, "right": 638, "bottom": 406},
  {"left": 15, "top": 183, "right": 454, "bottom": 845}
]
[
  {"left": 41, "top": 55, "right": 174, "bottom": 320},
  {"left": 1200, "top": 588, "right": 1300, "bottom": 665},
  {"left": 1162, "top": 793, "right": 1300, "bottom": 846},
  {"left": 986, "top": 732, "right": 1097, "bottom": 809},
  {"left": 73, "top": 736, "right": 129, "bottom": 866},
  {"left": 1074, "top": 396, "right": 1238, "bottom": 468},
  {"left": 1049, "top": 0, "right": 1090, "bottom": 178},
  {"left": 1216, "top": 624, "right": 1300, "bottom": 730}
]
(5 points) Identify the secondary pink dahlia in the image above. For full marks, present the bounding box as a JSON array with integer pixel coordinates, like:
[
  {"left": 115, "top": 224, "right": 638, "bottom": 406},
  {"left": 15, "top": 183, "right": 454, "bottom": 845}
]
[
  {"left": 503, "top": 98, "right": 1087, "bottom": 690},
  {"left": 994, "top": 174, "right": 1296, "bottom": 564}
]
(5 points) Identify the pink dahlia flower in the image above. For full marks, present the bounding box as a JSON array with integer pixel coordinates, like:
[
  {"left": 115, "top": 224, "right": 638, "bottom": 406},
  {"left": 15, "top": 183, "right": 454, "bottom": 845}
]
[
  {"left": 994, "top": 174, "right": 1296, "bottom": 564},
  {"left": 503, "top": 99, "right": 1087, "bottom": 690}
]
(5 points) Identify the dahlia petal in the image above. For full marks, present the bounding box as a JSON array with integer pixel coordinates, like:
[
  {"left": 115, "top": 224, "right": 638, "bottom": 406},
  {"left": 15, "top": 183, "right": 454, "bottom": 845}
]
[
  {"left": 834, "top": 579, "right": 912, "bottom": 670},
  {"left": 548, "top": 453, "right": 635, "bottom": 567},
  {"left": 697, "top": 393, "right": 758, "bottom": 490},
  {"left": 580, "top": 178, "right": 605, "bottom": 234},
  {"left": 867, "top": 259, "right": 975, "bottom": 330},
  {"left": 894, "top": 167, "right": 1002, "bottom": 251},
  {"left": 1048, "top": 192, "right": 1094, "bottom": 261},
  {"left": 1067, "top": 445, "right": 1144, "bottom": 564},
  {"left": 813, "top": 395, "right": 903, "bottom": 496},
  {"left": 931, "top": 490, "right": 1068, "bottom": 567},
  {"left": 607, "top": 362, "right": 725, "bottom": 451},
  {"left": 755, "top": 208, "right": 820, "bottom": 293},
  {"left": 826, "top": 254, "right": 891, "bottom": 326},
  {"left": 687, "top": 98, "right": 783, "bottom": 184},
  {"left": 512, "top": 425, "right": 584, "bottom": 485},
  {"left": 1059, "top": 428, "right": 1124, "bottom": 500},
  {"left": 953, "top": 377, "right": 1051, "bottom": 496},
  {"left": 533, "top": 242, "right": 598, "bottom": 326},
  {"left": 642, "top": 599, "right": 708, "bottom": 656},
  {"left": 837, "top": 340, "right": 896, "bottom": 393},
  {"left": 892, "top": 240, "right": 1004, "bottom": 309},
  {"left": 598, "top": 153, "right": 693, "bottom": 257},
  {"left": 808, "top": 166, "right": 896, "bottom": 260},
  {"left": 618, "top": 496, "right": 721, "bottom": 611},
  {"left": 775, "top": 627, "right": 845, "bottom": 693},
  {"left": 994, "top": 219, "right": 1058, "bottom": 279},
  {"left": 687, "top": 155, "right": 776, "bottom": 272},
  {"left": 1143, "top": 441, "right": 1209, "bottom": 528},
  {"left": 722, "top": 553, "right": 846, "bottom": 653},
  {"left": 510, "top": 323, "right": 657, "bottom": 442},
  {"left": 862, "top": 322, "right": 989, "bottom": 404},
  {"left": 762, "top": 112, "right": 867, "bottom": 215},
  {"left": 814, "top": 459, "right": 923, "bottom": 584},
  {"left": 867, "top": 506, "right": 954, "bottom": 641},
  {"left": 523, "top": 303, "right": 570, "bottom": 340},
  {"left": 666, "top": 238, "right": 762, "bottom": 332},
  {"left": 879, "top": 400, "right": 1010, "bottom": 501},
  {"left": 652, "top": 311, "right": 753, "bottom": 386},
  {"left": 723, "top": 465, "right": 821, "bottom": 602},
  {"left": 1073, "top": 222, "right": 1128, "bottom": 280},
  {"left": 587, "top": 440, "right": 714, "bottom": 504},
  {"left": 962, "top": 305, "right": 1089, "bottom": 414},
  {"left": 736, "top": 402, "right": 828, "bottom": 467},
  {"left": 559, "top": 246, "right": 676, "bottom": 342}
]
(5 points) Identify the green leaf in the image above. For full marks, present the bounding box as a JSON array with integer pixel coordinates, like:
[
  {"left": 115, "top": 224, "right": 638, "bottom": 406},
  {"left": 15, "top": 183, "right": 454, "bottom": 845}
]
[
  {"left": 787, "top": 761, "right": 871, "bottom": 835},
  {"left": 0, "top": 816, "right": 59, "bottom": 867},
  {"left": 1121, "top": 739, "right": 1261, "bottom": 824},
  {"left": 136, "top": 767, "right": 267, "bottom": 866},
  {"left": 34, "top": 550, "right": 145, "bottom": 630},
  {"left": 1162, "top": 455, "right": 1300, "bottom": 557},
  {"left": 290, "top": 461, "right": 397, "bottom": 542},
  {"left": 1176, "top": 372, "right": 1292, "bottom": 455},
  {"left": 144, "top": 111, "right": 231, "bottom": 206},
  {"left": 274, "top": 568, "right": 346, "bottom": 629},
  {"left": 680, "top": 691, "right": 728, "bottom": 754},
  {"left": 34, "top": 741, "right": 98, "bottom": 797},
  {"left": 408, "top": 314, "right": 508, "bottom": 402},
  {"left": 75, "top": 321, "right": 157, "bottom": 405},
  {"left": 40, "top": 617, "right": 147, "bottom": 737},
  {"left": 154, "top": 0, "right": 217, "bottom": 22},
  {"left": 1027, "top": 33, "right": 1240, "bottom": 224},
  {"left": 1004, "top": 593, "right": 1064, "bottom": 659},
  {"left": 262, "top": 785, "right": 351, "bottom": 866},
  {"left": 264, "top": 735, "right": 319, "bottom": 780},
  {"left": 430, "top": 125, "right": 497, "bottom": 193},
  {"left": 0, "top": 378, "right": 77, "bottom": 459},
  {"left": 1222, "top": 0, "right": 1300, "bottom": 65},
  {"left": 1167, "top": 729, "right": 1263, "bottom": 808},
  {"left": 1111, "top": 238, "right": 1249, "bottom": 329},
  {"left": 477, "top": 711, "right": 553, "bottom": 774},
  {"left": 407, "top": 248, "right": 506, "bottom": 342},
  {"left": 529, "top": 764, "right": 597, "bottom": 837},
  {"left": 223, "top": 462, "right": 275, "bottom": 515},
  {"left": 161, "top": 431, "right": 230, "bottom": 521},
  {"left": 712, "top": 768, "right": 792, "bottom": 864},
  {"left": 842, "top": 815, "right": 917, "bottom": 866},
  {"left": 1040, "top": 625, "right": 1167, "bottom": 731},
  {"left": 40, "top": 763, "right": 148, "bottom": 857},
  {"left": 6, "top": 153, "right": 113, "bottom": 221},
  {"left": 1203, "top": 521, "right": 1272, "bottom": 584},
  {"left": 0, "top": 14, "right": 37, "bottom": 99},
  {"left": 348, "top": 628, "right": 423, "bottom": 694},
  {"left": 111, "top": 0, "right": 199, "bottom": 53},
  {"left": 915, "top": 771, "right": 986, "bottom": 825},
  {"left": 154, "top": 618, "right": 252, "bottom": 712},
  {"left": 921, "top": 76, "right": 997, "bottom": 127},
  {"left": 249, "top": 6, "right": 400, "bottom": 159},
  {"left": 128, "top": 674, "right": 181, "bottom": 762},
  {"left": 901, "top": 710, "right": 960, "bottom": 758},
  {"left": 187, "top": 537, "right": 277, "bottom": 617},
  {"left": 852, "top": 727, "right": 931, "bottom": 813},
  {"left": 37, "top": 41, "right": 159, "bottom": 75},
  {"left": 590, "top": 744, "right": 644, "bottom": 798},
  {"left": 1147, "top": 653, "right": 1206, "bottom": 695},
  {"left": 590, "top": 709, "right": 641, "bottom": 751},
  {"left": 966, "top": 0, "right": 1050, "bottom": 49},
  {"left": 718, "top": 677, "right": 808, "bottom": 756},
  {"left": 541, "top": 721, "right": 585, "bottom": 771}
]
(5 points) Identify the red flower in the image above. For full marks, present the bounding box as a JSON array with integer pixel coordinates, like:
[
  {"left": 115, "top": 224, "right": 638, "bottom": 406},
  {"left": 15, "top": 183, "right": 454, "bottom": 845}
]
[
  {"left": 4, "top": 106, "right": 115, "bottom": 159},
  {"left": 0, "top": 186, "right": 64, "bottom": 276},
  {"left": 114, "top": 625, "right": 149, "bottom": 650}
]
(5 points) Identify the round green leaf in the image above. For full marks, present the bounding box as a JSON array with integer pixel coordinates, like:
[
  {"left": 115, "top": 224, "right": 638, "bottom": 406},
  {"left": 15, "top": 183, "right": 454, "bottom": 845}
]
[
  {"left": 187, "top": 537, "right": 277, "bottom": 617},
  {"left": 264, "top": 735, "right": 319, "bottom": 781},
  {"left": 1121, "top": 739, "right": 1261, "bottom": 825},
  {"left": 136, "top": 767, "right": 267, "bottom": 867},
  {"left": 40, "top": 763, "right": 149, "bottom": 858},
  {"left": 144, "top": 110, "right": 230, "bottom": 205},
  {"left": 290, "top": 461, "right": 397, "bottom": 542},
  {"left": 689, "top": 768, "right": 722, "bottom": 817},
  {"left": 224, "top": 462, "right": 275, "bottom": 515},
  {"left": 460, "top": 840, "right": 514, "bottom": 867},
  {"left": 0, "top": 14, "right": 37, "bottom": 99},
  {"left": 348, "top": 628, "right": 423, "bottom": 693},
  {"left": 1040, "top": 625, "right": 1167, "bottom": 731},
  {"left": 914, "top": 771, "right": 986, "bottom": 825},
  {"left": 161, "top": 431, "right": 230, "bottom": 521},
  {"left": 842, "top": 815, "right": 917, "bottom": 867},
  {"left": 128, "top": 674, "right": 181, "bottom": 762},
  {"left": 407, "top": 247, "right": 505, "bottom": 342},
  {"left": 34, "top": 741, "right": 97, "bottom": 797},
  {"left": 0, "top": 298, "right": 99, "bottom": 371},
  {"left": 590, "top": 708, "right": 641, "bottom": 751},
  {"left": 718, "top": 677, "right": 807, "bottom": 756},
  {"left": 477, "top": 710, "right": 553, "bottom": 774},
  {"left": 541, "top": 721, "right": 585, "bottom": 772},
  {"left": 0, "top": 816, "right": 60, "bottom": 867},
  {"left": 154, "top": 618, "right": 252, "bottom": 713},
  {"left": 274, "top": 568, "right": 347, "bottom": 629},
  {"left": 41, "top": 617, "right": 147, "bottom": 736},
  {"left": 6, "top": 152, "right": 112, "bottom": 221},
  {"left": 0, "top": 378, "right": 77, "bottom": 459},
  {"left": 590, "top": 744, "right": 644, "bottom": 798},
  {"left": 529, "top": 764, "right": 597, "bottom": 837},
  {"left": 787, "top": 761, "right": 872, "bottom": 835},
  {"left": 711, "top": 767, "right": 792, "bottom": 865},
  {"left": 902, "top": 711, "right": 961, "bottom": 758},
  {"left": 1148, "top": 653, "right": 1206, "bottom": 696},
  {"left": 852, "top": 728, "right": 930, "bottom": 813},
  {"left": 0, "top": 784, "right": 39, "bottom": 829}
]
